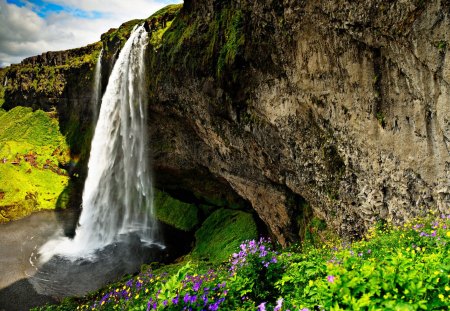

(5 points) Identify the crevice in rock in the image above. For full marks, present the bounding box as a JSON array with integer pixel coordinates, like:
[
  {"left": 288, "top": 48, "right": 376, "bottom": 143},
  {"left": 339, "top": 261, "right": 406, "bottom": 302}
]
[{"left": 373, "top": 47, "right": 385, "bottom": 129}]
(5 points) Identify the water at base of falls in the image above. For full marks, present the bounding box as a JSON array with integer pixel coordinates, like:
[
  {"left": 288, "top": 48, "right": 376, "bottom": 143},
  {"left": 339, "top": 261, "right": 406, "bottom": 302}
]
[{"left": 30, "top": 25, "right": 163, "bottom": 296}]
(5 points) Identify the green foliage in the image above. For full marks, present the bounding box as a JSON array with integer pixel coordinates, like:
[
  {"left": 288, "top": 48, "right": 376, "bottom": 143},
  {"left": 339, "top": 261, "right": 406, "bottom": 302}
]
[
  {"left": 0, "top": 106, "right": 69, "bottom": 222},
  {"left": 34, "top": 216, "right": 450, "bottom": 310},
  {"left": 192, "top": 209, "right": 258, "bottom": 262},
  {"left": 154, "top": 190, "right": 200, "bottom": 231}
]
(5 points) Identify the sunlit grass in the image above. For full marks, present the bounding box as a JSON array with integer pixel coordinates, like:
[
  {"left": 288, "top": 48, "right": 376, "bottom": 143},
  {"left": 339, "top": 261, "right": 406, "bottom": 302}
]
[{"left": 0, "top": 107, "right": 70, "bottom": 222}]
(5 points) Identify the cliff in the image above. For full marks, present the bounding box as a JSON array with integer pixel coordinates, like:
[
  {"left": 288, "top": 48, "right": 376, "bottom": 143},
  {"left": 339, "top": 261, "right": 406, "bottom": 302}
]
[{"left": 2, "top": 0, "right": 450, "bottom": 245}]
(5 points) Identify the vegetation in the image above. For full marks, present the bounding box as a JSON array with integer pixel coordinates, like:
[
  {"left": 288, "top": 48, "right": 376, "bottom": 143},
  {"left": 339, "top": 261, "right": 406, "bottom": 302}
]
[
  {"left": 0, "top": 68, "right": 7, "bottom": 107},
  {"left": 0, "top": 106, "right": 70, "bottom": 222},
  {"left": 157, "top": 4, "right": 246, "bottom": 78},
  {"left": 33, "top": 214, "right": 450, "bottom": 310},
  {"left": 4, "top": 42, "right": 101, "bottom": 98},
  {"left": 191, "top": 209, "right": 258, "bottom": 262},
  {"left": 101, "top": 19, "right": 143, "bottom": 50},
  {"left": 154, "top": 190, "right": 200, "bottom": 231}
]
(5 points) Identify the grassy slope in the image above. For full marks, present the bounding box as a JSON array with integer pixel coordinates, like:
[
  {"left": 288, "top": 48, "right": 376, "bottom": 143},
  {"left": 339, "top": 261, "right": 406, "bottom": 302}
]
[
  {"left": 192, "top": 208, "right": 258, "bottom": 262},
  {"left": 0, "top": 107, "right": 70, "bottom": 222}
]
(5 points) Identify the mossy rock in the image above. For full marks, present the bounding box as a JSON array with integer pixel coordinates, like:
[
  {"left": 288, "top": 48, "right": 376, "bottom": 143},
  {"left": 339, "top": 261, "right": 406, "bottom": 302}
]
[
  {"left": 154, "top": 190, "right": 200, "bottom": 231},
  {"left": 192, "top": 209, "right": 258, "bottom": 262},
  {"left": 0, "top": 106, "right": 70, "bottom": 222}
]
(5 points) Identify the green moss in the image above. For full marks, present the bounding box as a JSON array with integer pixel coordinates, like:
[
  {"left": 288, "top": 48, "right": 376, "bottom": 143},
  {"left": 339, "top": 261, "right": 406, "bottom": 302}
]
[
  {"left": 5, "top": 42, "right": 101, "bottom": 99},
  {"left": 63, "top": 112, "right": 94, "bottom": 159},
  {"left": 149, "top": 3, "right": 182, "bottom": 19},
  {"left": 376, "top": 111, "right": 386, "bottom": 128},
  {"left": 154, "top": 190, "right": 199, "bottom": 231},
  {"left": 149, "top": 20, "right": 174, "bottom": 47},
  {"left": 192, "top": 209, "right": 257, "bottom": 262},
  {"left": 0, "top": 68, "right": 7, "bottom": 108},
  {"left": 0, "top": 106, "right": 70, "bottom": 222},
  {"left": 217, "top": 9, "right": 245, "bottom": 77},
  {"left": 101, "top": 19, "right": 143, "bottom": 50},
  {"left": 158, "top": 5, "right": 245, "bottom": 78}
]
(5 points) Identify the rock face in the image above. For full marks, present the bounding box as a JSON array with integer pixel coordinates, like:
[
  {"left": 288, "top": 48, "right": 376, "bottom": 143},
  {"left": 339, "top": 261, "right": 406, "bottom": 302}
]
[
  {"left": 3, "top": 0, "right": 450, "bottom": 245},
  {"left": 146, "top": 0, "right": 450, "bottom": 245}
]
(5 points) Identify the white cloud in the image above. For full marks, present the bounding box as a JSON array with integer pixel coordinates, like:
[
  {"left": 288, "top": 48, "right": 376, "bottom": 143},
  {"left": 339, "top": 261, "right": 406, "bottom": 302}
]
[{"left": 0, "top": 0, "right": 182, "bottom": 67}]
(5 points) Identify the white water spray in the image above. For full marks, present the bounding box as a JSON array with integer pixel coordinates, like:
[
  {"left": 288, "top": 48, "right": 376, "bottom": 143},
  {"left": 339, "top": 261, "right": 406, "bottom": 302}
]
[{"left": 40, "top": 25, "right": 158, "bottom": 261}]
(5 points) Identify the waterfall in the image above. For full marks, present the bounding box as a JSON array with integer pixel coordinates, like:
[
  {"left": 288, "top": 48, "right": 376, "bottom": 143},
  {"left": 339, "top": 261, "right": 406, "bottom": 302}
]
[
  {"left": 39, "top": 25, "right": 158, "bottom": 260},
  {"left": 91, "top": 48, "right": 103, "bottom": 123}
]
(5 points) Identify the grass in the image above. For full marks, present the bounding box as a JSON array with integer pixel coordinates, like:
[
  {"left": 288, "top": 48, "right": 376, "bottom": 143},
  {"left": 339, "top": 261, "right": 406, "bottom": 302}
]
[
  {"left": 0, "top": 106, "right": 70, "bottom": 222},
  {"left": 32, "top": 214, "right": 450, "bottom": 311},
  {"left": 191, "top": 208, "right": 258, "bottom": 262},
  {"left": 154, "top": 190, "right": 200, "bottom": 231}
]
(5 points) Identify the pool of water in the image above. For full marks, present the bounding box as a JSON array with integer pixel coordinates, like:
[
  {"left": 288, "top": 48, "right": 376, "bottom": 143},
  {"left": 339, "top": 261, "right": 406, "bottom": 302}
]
[{"left": 0, "top": 209, "right": 164, "bottom": 311}]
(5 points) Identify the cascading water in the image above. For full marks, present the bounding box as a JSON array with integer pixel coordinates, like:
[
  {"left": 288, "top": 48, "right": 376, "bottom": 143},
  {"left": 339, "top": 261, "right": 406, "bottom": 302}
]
[
  {"left": 39, "top": 25, "right": 159, "bottom": 261},
  {"left": 91, "top": 48, "right": 103, "bottom": 123},
  {"left": 78, "top": 24, "right": 156, "bottom": 251}
]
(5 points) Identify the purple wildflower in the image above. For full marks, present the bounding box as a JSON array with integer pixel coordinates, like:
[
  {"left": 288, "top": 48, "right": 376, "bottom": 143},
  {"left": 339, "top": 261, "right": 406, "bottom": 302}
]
[
  {"left": 146, "top": 299, "right": 153, "bottom": 311},
  {"left": 193, "top": 281, "right": 201, "bottom": 292},
  {"left": 274, "top": 298, "right": 283, "bottom": 311},
  {"left": 327, "top": 275, "right": 336, "bottom": 283},
  {"left": 172, "top": 295, "right": 179, "bottom": 305},
  {"left": 183, "top": 294, "right": 191, "bottom": 304},
  {"left": 257, "top": 302, "right": 267, "bottom": 311}
]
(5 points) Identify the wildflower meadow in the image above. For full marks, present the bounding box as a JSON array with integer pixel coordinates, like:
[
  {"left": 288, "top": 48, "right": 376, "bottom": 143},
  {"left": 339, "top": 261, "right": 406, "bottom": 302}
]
[{"left": 34, "top": 214, "right": 450, "bottom": 310}]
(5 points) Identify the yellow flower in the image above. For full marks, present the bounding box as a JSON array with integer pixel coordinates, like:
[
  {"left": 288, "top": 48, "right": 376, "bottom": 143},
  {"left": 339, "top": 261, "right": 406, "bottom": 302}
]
[
  {"left": 135, "top": 294, "right": 140, "bottom": 299},
  {"left": 446, "top": 231, "right": 450, "bottom": 238},
  {"left": 101, "top": 301, "right": 105, "bottom": 306},
  {"left": 445, "top": 285, "right": 450, "bottom": 291},
  {"left": 145, "top": 288, "right": 149, "bottom": 293},
  {"left": 439, "top": 294, "right": 444, "bottom": 301}
]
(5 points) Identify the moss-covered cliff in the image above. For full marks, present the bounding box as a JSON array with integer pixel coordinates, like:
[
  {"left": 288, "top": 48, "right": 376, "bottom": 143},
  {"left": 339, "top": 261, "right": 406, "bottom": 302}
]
[
  {"left": 2, "top": 0, "right": 450, "bottom": 246},
  {"left": 144, "top": 0, "right": 450, "bottom": 245}
]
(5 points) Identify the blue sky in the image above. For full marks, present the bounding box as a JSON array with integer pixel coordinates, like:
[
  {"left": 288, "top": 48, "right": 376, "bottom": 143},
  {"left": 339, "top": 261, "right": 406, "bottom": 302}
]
[
  {"left": 6, "top": 0, "right": 102, "bottom": 18},
  {"left": 0, "top": 0, "right": 182, "bottom": 67}
]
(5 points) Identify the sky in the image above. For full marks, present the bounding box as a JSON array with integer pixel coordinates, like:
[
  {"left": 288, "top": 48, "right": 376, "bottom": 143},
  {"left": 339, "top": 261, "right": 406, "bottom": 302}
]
[{"left": 0, "top": 0, "right": 182, "bottom": 67}]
